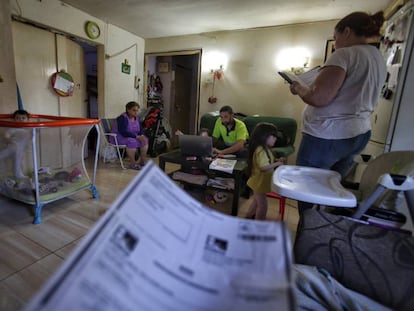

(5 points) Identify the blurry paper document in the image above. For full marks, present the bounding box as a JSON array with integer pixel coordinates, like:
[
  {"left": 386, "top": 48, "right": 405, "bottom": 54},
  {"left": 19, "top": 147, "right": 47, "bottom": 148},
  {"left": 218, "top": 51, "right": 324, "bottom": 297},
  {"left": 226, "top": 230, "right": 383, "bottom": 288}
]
[
  {"left": 209, "top": 158, "right": 237, "bottom": 174},
  {"left": 25, "top": 162, "right": 295, "bottom": 311},
  {"left": 278, "top": 66, "right": 320, "bottom": 87}
]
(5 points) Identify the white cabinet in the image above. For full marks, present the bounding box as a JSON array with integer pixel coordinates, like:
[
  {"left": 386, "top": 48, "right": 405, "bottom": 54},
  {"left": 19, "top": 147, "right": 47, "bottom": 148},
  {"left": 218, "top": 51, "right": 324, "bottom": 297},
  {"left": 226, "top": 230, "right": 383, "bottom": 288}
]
[
  {"left": 370, "top": 97, "right": 394, "bottom": 144},
  {"left": 362, "top": 140, "right": 386, "bottom": 158}
]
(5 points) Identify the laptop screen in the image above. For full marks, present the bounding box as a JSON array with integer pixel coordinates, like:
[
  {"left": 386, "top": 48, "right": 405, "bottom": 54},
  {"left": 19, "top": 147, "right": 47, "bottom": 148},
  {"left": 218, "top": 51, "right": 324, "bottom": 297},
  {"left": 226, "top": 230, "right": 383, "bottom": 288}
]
[{"left": 179, "top": 135, "right": 213, "bottom": 157}]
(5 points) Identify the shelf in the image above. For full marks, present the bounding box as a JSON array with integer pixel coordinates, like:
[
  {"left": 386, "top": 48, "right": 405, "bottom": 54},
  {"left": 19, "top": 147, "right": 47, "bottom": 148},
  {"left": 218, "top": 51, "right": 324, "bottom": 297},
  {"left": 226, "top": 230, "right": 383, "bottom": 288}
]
[{"left": 170, "top": 170, "right": 235, "bottom": 192}]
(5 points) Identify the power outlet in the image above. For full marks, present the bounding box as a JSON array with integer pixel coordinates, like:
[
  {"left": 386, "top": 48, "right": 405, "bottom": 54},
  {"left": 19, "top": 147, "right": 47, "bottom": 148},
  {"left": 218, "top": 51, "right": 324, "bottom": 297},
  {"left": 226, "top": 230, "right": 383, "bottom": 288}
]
[{"left": 134, "top": 76, "right": 140, "bottom": 89}]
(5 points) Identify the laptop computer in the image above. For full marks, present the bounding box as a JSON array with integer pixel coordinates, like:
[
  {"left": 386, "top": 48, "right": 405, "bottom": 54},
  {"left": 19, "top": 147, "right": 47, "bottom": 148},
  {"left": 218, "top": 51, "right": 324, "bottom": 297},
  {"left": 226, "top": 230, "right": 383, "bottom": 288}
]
[{"left": 179, "top": 135, "right": 213, "bottom": 157}]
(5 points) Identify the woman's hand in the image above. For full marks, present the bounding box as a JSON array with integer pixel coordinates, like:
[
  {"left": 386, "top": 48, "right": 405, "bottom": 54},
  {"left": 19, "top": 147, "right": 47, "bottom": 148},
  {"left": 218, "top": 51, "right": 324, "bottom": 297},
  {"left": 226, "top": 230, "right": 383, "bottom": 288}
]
[
  {"left": 136, "top": 135, "right": 146, "bottom": 145},
  {"left": 289, "top": 81, "right": 300, "bottom": 95}
]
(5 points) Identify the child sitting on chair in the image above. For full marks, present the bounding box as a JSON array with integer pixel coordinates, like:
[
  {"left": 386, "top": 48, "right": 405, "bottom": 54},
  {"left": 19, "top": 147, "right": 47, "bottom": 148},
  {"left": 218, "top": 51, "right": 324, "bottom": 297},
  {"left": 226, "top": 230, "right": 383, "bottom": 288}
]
[{"left": 0, "top": 110, "right": 31, "bottom": 179}]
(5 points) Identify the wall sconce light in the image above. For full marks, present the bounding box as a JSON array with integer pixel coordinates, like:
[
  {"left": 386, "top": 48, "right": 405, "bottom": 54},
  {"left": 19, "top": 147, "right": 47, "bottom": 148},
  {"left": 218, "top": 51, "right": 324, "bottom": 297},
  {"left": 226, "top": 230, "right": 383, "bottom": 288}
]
[
  {"left": 276, "top": 47, "right": 311, "bottom": 74},
  {"left": 211, "top": 65, "right": 224, "bottom": 80},
  {"left": 291, "top": 57, "right": 309, "bottom": 74},
  {"left": 208, "top": 65, "right": 224, "bottom": 104}
]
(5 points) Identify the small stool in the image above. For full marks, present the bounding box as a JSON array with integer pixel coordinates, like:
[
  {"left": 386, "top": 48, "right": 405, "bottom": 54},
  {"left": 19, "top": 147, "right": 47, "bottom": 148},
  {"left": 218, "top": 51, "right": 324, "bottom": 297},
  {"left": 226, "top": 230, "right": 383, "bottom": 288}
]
[{"left": 266, "top": 192, "right": 286, "bottom": 221}]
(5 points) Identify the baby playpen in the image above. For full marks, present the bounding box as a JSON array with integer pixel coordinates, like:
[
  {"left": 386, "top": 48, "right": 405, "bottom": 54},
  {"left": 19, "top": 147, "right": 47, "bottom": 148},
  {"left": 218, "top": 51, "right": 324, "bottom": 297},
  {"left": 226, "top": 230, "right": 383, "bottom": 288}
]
[{"left": 0, "top": 114, "right": 100, "bottom": 224}]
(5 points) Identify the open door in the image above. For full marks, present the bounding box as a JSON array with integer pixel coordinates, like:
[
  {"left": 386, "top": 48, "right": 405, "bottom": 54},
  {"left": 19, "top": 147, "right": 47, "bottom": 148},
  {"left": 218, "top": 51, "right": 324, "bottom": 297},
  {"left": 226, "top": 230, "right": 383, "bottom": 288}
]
[
  {"left": 170, "top": 64, "right": 192, "bottom": 147},
  {"left": 144, "top": 50, "right": 201, "bottom": 148}
]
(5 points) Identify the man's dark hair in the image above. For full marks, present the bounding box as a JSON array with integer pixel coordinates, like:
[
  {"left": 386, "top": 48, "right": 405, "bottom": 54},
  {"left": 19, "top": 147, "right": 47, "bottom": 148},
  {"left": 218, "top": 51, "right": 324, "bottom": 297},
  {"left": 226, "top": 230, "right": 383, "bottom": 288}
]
[{"left": 219, "top": 105, "right": 233, "bottom": 114}]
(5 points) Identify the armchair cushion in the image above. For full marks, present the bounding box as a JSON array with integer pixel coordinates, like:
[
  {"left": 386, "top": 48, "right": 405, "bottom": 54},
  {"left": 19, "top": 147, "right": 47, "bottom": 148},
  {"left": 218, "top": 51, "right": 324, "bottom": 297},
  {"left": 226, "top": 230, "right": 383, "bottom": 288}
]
[{"left": 243, "top": 115, "right": 297, "bottom": 158}]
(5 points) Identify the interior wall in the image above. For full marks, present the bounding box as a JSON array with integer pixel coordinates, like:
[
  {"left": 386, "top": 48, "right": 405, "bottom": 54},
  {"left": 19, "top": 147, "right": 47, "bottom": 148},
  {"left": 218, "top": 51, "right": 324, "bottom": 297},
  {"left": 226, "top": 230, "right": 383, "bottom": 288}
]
[
  {"left": 7, "top": 0, "right": 145, "bottom": 118},
  {"left": 12, "top": 21, "right": 88, "bottom": 168},
  {"left": 12, "top": 21, "right": 88, "bottom": 118},
  {"left": 0, "top": 1, "right": 18, "bottom": 112},
  {"left": 146, "top": 21, "right": 337, "bottom": 163},
  {"left": 105, "top": 24, "right": 145, "bottom": 118},
  {"left": 12, "top": 21, "right": 59, "bottom": 115}
]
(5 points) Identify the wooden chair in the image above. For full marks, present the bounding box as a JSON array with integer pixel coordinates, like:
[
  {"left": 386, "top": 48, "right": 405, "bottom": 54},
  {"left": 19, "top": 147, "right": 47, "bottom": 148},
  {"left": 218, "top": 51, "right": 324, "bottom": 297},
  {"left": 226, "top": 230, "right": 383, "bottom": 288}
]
[{"left": 99, "top": 118, "right": 127, "bottom": 169}]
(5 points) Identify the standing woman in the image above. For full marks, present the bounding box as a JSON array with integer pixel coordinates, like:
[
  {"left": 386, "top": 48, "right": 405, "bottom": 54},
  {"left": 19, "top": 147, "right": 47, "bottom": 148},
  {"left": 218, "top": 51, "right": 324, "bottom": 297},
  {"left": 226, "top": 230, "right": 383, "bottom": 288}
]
[
  {"left": 112, "top": 101, "right": 148, "bottom": 170},
  {"left": 289, "top": 11, "right": 387, "bottom": 213}
]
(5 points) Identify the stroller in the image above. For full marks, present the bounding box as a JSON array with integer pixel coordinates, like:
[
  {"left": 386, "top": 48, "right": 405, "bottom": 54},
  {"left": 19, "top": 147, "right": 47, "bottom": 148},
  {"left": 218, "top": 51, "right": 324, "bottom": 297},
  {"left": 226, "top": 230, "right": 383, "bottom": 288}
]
[{"left": 140, "top": 104, "right": 171, "bottom": 157}]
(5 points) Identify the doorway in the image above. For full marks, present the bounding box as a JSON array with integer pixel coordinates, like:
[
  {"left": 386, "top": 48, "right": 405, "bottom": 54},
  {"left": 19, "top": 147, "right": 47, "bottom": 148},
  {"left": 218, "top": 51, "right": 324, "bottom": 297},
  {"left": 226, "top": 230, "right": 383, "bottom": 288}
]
[
  {"left": 77, "top": 41, "right": 98, "bottom": 118},
  {"left": 144, "top": 50, "right": 201, "bottom": 148},
  {"left": 77, "top": 41, "right": 99, "bottom": 152}
]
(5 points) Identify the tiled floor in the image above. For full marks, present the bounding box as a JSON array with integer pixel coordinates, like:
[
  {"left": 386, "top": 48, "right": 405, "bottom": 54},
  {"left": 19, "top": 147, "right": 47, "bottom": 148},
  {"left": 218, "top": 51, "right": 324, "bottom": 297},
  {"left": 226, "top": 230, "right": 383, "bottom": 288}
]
[{"left": 0, "top": 156, "right": 299, "bottom": 311}]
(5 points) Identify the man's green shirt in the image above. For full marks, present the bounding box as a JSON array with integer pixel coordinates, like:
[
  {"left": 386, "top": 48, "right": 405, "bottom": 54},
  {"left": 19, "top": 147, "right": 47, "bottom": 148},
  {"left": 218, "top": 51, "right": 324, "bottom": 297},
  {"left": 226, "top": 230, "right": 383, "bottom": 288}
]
[{"left": 212, "top": 118, "right": 248, "bottom": 146}]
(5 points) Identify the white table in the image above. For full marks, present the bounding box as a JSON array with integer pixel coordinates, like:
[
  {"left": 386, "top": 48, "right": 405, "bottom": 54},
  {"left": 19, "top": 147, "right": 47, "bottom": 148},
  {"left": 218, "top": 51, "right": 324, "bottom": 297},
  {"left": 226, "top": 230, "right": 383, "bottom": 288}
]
[{"left": 271, "top": 165, "right": 357, "bottom": 207}]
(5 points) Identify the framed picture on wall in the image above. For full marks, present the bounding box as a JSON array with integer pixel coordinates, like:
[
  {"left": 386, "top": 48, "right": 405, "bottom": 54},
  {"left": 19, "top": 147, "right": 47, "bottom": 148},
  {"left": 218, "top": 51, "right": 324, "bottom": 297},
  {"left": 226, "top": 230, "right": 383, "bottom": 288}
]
[
  {"left": 158, "top": 62, "right": 169, "bottom": 73},
  {"left": 122, "top": 62, "right": 131, "bottom": 74},
  {"left": 324, "top": 39, "right": 335, "bottom": 62}
]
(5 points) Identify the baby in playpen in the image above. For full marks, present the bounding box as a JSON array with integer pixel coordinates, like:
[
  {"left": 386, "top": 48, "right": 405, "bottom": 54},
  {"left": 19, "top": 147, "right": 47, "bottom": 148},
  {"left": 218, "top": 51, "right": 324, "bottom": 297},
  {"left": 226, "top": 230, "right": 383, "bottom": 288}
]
[{"left": 0, "top": 110, "right": 31, "bottom": 179}]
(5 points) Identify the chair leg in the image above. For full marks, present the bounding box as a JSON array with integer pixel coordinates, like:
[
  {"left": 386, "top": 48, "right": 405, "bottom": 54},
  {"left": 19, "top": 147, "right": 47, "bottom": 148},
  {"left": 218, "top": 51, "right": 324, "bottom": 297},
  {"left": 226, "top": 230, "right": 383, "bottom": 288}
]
[
  {"left": 279, "top": 196, "right": 286, "bottom": 221},
  {"left": 266, "top": 192, "right": 286, "bottom": 221},
  {"left": 115, "top": 147, "right": 126, "bottom": 169}
]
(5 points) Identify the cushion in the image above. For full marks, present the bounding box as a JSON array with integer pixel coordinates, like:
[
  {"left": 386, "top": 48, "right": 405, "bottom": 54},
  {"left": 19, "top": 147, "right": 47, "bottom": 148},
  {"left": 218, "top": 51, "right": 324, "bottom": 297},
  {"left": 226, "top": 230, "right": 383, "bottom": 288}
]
[{"left": 293, "top": 209, "right": 414, "bottom": 311}]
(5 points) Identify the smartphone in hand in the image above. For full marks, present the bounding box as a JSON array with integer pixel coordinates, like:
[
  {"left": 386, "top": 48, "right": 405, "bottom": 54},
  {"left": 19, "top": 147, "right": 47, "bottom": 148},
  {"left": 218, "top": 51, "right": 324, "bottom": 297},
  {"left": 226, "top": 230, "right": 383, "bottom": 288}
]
[{"left": 278, "top": 71, "right": 294, "bottom": 84}]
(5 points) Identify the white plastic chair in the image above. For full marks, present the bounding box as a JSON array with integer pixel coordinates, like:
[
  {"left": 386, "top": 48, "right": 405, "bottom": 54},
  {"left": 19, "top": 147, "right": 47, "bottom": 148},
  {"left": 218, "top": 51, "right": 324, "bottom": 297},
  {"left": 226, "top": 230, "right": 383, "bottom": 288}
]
[
  {"left": 99, "top": 119, "right": 127, "bottom": 169},
  {"left": 272, "top": 151, "right": 414, "bottom": 226},
  {"left": 348, "top": 151, "right": 414, "bottom": 220}
]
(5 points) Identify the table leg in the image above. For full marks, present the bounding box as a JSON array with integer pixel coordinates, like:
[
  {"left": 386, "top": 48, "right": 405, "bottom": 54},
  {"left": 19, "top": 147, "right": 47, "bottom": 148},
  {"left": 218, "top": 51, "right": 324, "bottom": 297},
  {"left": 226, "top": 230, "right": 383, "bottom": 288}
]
[
  {"left": 232, "top": 171, "right": 242, "bottom": 216},
  {"left": 159, "top": 158, "right": 166, "bottom": 171}
]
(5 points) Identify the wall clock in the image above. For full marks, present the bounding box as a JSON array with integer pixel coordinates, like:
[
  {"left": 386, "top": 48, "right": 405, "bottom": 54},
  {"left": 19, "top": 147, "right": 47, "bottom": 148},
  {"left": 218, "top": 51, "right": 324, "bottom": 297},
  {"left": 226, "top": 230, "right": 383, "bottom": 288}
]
[{"left": 85, "top": 21, "right": 101, "bottom": 39}]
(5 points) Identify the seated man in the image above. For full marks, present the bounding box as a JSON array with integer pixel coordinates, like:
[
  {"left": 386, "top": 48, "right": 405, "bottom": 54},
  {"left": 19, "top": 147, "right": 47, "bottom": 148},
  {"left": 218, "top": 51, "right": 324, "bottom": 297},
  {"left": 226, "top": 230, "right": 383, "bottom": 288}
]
[{"left": 212, "top": 105, "right": 248, "bottom": 157}]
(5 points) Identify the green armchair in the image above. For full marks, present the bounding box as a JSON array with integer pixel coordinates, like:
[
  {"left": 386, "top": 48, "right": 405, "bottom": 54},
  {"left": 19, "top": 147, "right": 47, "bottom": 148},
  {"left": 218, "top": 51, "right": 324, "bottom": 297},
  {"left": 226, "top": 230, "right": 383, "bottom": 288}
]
[{"left": 199, "top": 112, "right": 297, "bottom": 158}]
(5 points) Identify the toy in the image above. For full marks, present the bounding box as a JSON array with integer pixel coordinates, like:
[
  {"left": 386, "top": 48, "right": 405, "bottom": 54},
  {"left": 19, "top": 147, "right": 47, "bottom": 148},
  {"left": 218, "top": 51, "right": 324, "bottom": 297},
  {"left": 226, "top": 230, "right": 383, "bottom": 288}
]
[
  {"left": 213, "top": 191, "right": 229, "bottom": 203},
  {"left": 67, "top": 168, "right": 82, "bottom": 182},
  {"left": 206, "top": 193, "right": 215, "bottom": 204},
  {"left": 38, "top": 167, "right": 52, "bottom": 175}
]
